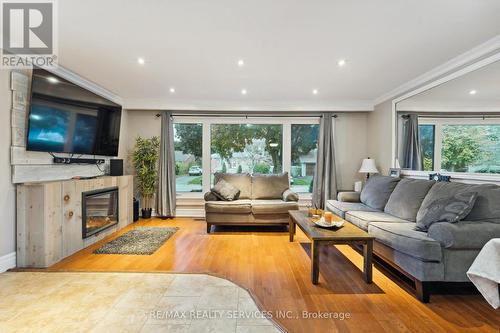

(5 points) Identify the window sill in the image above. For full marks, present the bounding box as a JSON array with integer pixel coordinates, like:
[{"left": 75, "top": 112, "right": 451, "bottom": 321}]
[{"left": 400, "top": 170, "right": 500, "bottom": 183}]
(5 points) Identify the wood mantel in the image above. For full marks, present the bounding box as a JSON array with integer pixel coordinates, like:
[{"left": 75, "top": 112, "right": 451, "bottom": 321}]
[{"left": 16, "top": 176, "right": 134, "bottom": 268}]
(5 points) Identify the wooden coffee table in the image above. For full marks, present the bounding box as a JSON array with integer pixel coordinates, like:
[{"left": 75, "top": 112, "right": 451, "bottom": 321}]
[{"left": 289, "top": 210, "right": 375, "bottom": 285}]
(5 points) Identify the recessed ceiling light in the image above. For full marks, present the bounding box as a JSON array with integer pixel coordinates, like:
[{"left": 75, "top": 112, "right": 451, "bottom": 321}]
[
  {"left": 337, "top": 59, "right": 347, "bottom": 67},
  {"left": 46, "top": 76, "right": 59, "bottom": 84},
  {"left": 469, "top": 89, "right": 477, "bottom": 95},
  {"left": 241, "top": 89, "right": 247, "bottom": 95},
  {"left": 137, "top": 57, "right": 145, "bottom": 65},
  {"left": 237, "top": 59, "right": 245, "bottom": 67},
  {"left": 312, "top": 89, "right": 319, "bottom": 95},
  {"left": 169, "top": 87, "right": 176, "bottom": 93}
]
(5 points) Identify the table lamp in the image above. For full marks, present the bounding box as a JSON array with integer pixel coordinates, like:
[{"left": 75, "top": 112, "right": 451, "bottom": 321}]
[{"left": 359, "top": 157, "right": 379, "bottom": 180}]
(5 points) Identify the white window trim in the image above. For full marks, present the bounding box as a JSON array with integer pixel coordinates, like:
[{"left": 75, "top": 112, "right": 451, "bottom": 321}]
[{"left": 173, "top": 116, "right": 320, "bottom": 199}]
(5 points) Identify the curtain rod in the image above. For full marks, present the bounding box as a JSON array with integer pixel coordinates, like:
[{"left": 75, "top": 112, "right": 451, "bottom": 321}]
[
  {"left": 398, "top": 111, "right": 500, "bottom": 119},
  {"left": 155, "top": 113, "right": 336, "bottom": 118},
  {"left": 401, "top": 114, "right": 500, "bottom": 120}
]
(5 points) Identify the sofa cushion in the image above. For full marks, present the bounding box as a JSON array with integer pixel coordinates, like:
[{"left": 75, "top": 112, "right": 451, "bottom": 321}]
[
  {"left": 428, "top": 221, "right": 500, "bottom": 249},
  {"left": 252, "top": 173, "right": 289, "bottom": 199},
  {"left": 415, "top": 191, "right": 478, "bottom": 231},
  {"left": 417, "top": 181, "right": 500, "bottom": 223},
  {"left": 212, "top": 179, "right": 241, "bottom": 201},
  {"left": 214, "top": 173, "right": 252, "bottom": 199},
  {"left": 368, "top": 222, "right": 442, "bottom": 262},
  {"left": 251, "top": 200, "right": 298, "bottom": 215},
  {"left": 360, "top": 175, "right": 401, "bottom": 210},
  {"left": 205, "top": 199, "right": 252, "bottom": 214},
  {"left": 345, "top": 211, "right": 410, "bottom": 231},
  {"left": 384, "top": 178, "right": 435, "bottom": 222},
  {"left": 325, "top": 200, "right": 377, "bottom": 219},
  {"left": 465, "top": 184, "right": 500, "bottom": 223}
]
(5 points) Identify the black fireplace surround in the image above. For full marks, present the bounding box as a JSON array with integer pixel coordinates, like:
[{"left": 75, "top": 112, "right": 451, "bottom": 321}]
[{"left": 82, "top": 187, "right": 119, "bottom": 238}]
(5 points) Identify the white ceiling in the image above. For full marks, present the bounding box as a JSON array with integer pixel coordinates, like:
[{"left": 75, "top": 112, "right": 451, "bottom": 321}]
[
  {"left": 57, "top": 0, "right": 500, "bottom": 110},
  {"left": 397, "top": 60, "right": 500, "bottom": 111}
]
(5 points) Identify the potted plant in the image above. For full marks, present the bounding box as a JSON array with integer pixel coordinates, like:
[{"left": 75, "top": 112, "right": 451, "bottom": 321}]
[{"left": 132, "top": 136, "right": 160, "bottom": 219}]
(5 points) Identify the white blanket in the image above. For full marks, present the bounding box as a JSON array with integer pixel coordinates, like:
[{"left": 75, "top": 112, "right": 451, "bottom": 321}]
[{"left": 467, "top": 238, "right": 500, "bottom": 309}]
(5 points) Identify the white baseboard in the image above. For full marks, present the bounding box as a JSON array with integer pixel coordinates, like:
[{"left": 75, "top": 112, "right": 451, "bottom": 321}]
[
  {"left": 176, "top": 208, "right": 205, "bottom": 218},
  {"left": 0, "top": 252, "right": 16, "bottom": 273}
]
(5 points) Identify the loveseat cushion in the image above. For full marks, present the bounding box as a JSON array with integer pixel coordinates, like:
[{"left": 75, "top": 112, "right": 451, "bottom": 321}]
[
  {"left": 384, "top": 178, "right": 435, "bottom": 222},
  {"left": 427, "top": 221, "right": 500, "bottom": 249},
  {"left": 251, "top": 200, "right": 298, "bottom": 215},
  {"left": 205, "top": 199, "right": 252, "bottom": 214},
  {"left": 345, "top": 211, "right": 410, "bottom": 231},
  {"left": 325, "top": 200, "right": 377, "bottom": 219},
  {"left": 214, "top": 173, "right": 252, "bottom": 199},
  {"left": 252, "top": 173, "right": 290, "bottom": 199},
  {"left": 360, "top": 175, "right": 401, "bottom": 210},
  {"left": 368, "top": 222, "right": 442, "bottom": 262}
]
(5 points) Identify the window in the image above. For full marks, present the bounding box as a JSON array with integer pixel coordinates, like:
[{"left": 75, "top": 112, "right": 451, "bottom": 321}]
[
  {"left": 441, "top": 125, "right": 500, "bottom": 173},
  {"left": 210, "top": 124, "right": 283, "bottom": 179},
  {"left": 174, "top": 123, "right": 203, "bottom": 192},
  {"left": 290, "top": 124, "right": 319, "bottom": 193},
  {"left": 173, "top": 117, "right": 320, "bottom": 197},
  {"left": 418, "top": 124, "right": 435, "bottom": 171}
]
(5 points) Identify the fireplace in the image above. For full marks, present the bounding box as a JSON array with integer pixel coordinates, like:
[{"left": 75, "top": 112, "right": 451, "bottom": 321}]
[{"left": 82, "top": 187, "right": 119, "bottom": 238}]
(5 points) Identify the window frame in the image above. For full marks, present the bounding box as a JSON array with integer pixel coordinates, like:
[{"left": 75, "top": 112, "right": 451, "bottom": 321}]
[
  {"left": 173, "top": 116, "right": 320, "bottom": 199},
  {"left": 419, "top": 117, "right": 500, "bottom": 175}
]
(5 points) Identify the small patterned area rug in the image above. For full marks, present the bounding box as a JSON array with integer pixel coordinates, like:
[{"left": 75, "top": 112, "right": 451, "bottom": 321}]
[{"left": 94, "top": 227, "right": 179, "bottom": 255}]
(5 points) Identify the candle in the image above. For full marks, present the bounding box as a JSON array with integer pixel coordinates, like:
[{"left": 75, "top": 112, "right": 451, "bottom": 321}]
[{"left": 324, "top": 211, "right": 333, "bottom": 223}]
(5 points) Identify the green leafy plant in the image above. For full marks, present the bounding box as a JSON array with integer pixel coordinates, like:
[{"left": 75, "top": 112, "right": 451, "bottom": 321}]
[
  {"left": 253, "top": 162, "right": 271, "bottom": 174},
  {"left": 132, "top": 136, "right": 160, "bottom": 211}
]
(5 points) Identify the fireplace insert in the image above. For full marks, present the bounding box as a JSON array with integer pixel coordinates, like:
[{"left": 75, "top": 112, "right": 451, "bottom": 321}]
[{"left": 82, "top": 187, "right": 119, "bottom": 238}]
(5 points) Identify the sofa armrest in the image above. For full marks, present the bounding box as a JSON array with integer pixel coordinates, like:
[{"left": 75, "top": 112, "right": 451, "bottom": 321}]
[
  {"left": 428, "top": 221, "right": 500, "bottom": 249},
  {"left": 337, "top": 191, "right": 361, "bottom": 203},
  {"left": 204, "top": 191, "right": 220, "bottom": 201},
  {"left": 282, "top": 189, "right": 299, "bottom": 202}
]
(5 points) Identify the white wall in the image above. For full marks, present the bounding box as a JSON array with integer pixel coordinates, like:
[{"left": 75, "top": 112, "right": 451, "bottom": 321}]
[
  {"left": 124, "top": 110, "right": 368, "bottom": 192},
  {"left": 0, "top": 69, "right": 16, "bottom": 269},
  {"left": 367, "top": 100, "right": 393, "bottom": 175}
]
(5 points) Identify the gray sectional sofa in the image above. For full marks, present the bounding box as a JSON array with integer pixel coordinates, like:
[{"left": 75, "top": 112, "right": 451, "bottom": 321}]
[
  {"left": 205, "top": 172, "right": 299, "bottom": 233},
  {"left": 327, "top": 175, "right": 500, "bottom": 302}
]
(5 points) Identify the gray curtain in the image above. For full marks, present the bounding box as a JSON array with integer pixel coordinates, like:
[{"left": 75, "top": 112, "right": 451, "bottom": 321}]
[
  {"left": 157, "top": 111, "right": 176, "bottom": 217},
  {"left": 401, "top": 114, "right": 423, "bottom": 170},
  {"left": 312, "top": 113, "right": 337, "bottom": 209}
]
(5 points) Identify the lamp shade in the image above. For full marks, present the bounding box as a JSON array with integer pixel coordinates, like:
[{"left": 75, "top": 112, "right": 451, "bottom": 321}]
[{"left": 359, "top": 158, "right": 379, "bottom": 174}]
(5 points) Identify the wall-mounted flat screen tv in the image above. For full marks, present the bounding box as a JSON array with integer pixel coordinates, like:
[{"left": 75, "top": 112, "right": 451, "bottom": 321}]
[{"left": 26, "top": 68, "right": 122, "bottom": 156}]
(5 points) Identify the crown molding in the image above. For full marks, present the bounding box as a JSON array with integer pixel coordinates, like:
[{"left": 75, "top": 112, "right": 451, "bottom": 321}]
[
  {"left": 42, "top": 65, "right": 123, "bottom": 105},
  {"left": 373, "top": 35, "right": 500, "bottom": 106},
  {"left": 123, "top": 98, "right": 374, "bottom": 112}
]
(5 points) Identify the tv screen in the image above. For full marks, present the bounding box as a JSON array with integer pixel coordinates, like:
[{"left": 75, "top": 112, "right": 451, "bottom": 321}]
[{"left": 27, "top": 68, "right": 122, "bottom": 156}]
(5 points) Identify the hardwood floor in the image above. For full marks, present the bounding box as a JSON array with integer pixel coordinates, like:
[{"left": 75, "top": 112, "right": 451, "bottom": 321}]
[{"left": 47, "top": 218, "right": 499, "bottom": 333}]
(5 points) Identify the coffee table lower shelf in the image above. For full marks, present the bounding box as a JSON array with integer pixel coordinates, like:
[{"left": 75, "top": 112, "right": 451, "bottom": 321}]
[{"left": 288, "top": 210, "right": 374, "bottom": 285}]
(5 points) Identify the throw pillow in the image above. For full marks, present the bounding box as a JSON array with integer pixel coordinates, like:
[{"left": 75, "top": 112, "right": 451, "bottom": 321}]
[
  {"left": 282, "top": 189, "right": 299, "bottom": 202},
  {"left": 360, "top": 175, "right": 401, "bottom": 210},
  {"left": 212, "top": 179, "right": 241, "bottom": 201},
  {"left": 415, "top": 191, "right": 478, "bottom": 232}
]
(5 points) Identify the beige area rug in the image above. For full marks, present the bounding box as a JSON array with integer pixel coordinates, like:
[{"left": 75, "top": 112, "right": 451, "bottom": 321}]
[{"left": 0, "top": 272, "right": 280, "bottom": 333}]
